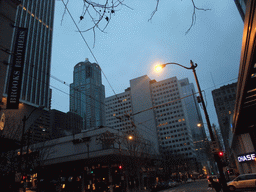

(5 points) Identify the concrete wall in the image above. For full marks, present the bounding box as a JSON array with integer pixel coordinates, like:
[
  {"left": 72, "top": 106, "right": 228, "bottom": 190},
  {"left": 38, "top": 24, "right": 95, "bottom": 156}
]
[{"left": 130, "top": 75, "right": 159, "bottom": 154}]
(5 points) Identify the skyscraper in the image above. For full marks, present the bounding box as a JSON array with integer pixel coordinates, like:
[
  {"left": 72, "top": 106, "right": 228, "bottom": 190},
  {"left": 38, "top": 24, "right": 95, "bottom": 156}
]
[
  {"left": 70, "top": 59, "right": 105, "bottom": 130},
  {"left": 4, "top": 0, "right": 55, "bottom": 109},
  {"left": 212, "top": 82, "right": 237, "bottom": 152},
  {"left": 105, "top": 75, "right": 210, "bottom": 169}
]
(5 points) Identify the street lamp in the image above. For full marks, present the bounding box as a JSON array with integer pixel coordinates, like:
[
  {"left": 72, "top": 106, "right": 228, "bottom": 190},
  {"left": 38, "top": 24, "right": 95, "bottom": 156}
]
[
  {"left": 197, "top": 123, "right": 203, "bottom": 127},
  {"left": 155, "top": 60, "right": 229, "bottom": 191},
  {"left": 20, "top": 105, "right": 44, "bottom": 192}
]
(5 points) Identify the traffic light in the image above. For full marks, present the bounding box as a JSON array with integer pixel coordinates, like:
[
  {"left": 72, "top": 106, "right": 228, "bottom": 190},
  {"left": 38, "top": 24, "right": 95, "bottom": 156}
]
[
  {"left": 218, "top": 151, "right": 224, "bottom": 158},
  {"left": 119, "top": 165, "right": 122, "bottom": 169}
]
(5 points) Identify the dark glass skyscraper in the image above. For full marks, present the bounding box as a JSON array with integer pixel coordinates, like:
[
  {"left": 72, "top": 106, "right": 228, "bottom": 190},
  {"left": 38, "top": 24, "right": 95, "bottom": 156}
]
[
  {"left": 4, "top": 0, "right": 55, "bottom": 109},
  {"left": 70, "top": 59, "right": 105, "bottom": 130}
]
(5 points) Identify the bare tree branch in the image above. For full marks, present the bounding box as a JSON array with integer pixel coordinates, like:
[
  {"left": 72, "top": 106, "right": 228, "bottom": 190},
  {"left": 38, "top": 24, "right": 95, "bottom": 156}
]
[
  {"left": 185, "top": 0, "right": 211, "bottom": 35},
  {"left": 61, "top": 0, "right": 69, "bottom": 26},
  {"left": 61, "top": 0, "right": 210, "bottom": 46},
  {"left": 148, "top": 0, "right": 210, "bottom": 34},
  {"left": 148, "top": 0, "right": 159, "bottom": 22}
]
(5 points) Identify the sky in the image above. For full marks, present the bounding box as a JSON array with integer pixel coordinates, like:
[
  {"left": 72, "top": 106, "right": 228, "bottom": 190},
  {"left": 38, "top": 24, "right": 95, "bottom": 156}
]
[{"left": 50, "top": 0, "right": 244, "bottom": 130}]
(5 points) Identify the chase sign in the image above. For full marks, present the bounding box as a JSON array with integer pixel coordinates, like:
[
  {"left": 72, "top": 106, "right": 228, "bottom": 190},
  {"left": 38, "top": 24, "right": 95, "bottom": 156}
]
[{"left": 238, "top": 152, "right": 256, "bottom": 163}]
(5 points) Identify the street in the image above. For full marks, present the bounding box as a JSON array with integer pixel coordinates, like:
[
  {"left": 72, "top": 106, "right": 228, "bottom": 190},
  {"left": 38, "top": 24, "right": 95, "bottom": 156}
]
[{"left": 159, "top": 179, "right": 214, "bottom": 192}]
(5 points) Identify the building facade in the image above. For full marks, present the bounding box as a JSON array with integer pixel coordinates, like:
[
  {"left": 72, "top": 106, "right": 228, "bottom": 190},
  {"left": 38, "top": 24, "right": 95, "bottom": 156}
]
[
  {"left": 50, "top": 109, "right": 83, "bottom": 139},
  {"left": 231, "top": 0, "right": 256, "bottom": 174},
  {"left": 70, "top": 59, "right": 105, "bottom": 130},
  {"left": 212, "top": 82, "right": 237, "bottom": 153},
  {"left": 0, "top": 0, "right": 20, "bottom": 105},
  {"left": 106, "top": 75, "right": 209, "bottom": 171},
  {"left": 4, "top": 0, "right": 55, "bottom": 109},
  {"left": 178, "top": 78, "right": 210, "bottom": 170}
]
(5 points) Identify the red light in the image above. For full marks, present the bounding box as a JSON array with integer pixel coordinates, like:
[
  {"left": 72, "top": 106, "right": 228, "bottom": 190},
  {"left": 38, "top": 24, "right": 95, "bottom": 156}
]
[
  {"left": 218, "top": 151, "right": 224, "bottom": 157},
  {"left": 119, "top": 165, "right": 122, "bottom": 169}
]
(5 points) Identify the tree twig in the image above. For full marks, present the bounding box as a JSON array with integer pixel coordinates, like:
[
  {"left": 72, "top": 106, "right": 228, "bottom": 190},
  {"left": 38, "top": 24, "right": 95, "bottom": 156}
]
[
  {"left": 185, "top": 0, "right": 211, "bottom": 35},
  {"left": 61, "top": 0, "right": 69, "bottom": 26}
]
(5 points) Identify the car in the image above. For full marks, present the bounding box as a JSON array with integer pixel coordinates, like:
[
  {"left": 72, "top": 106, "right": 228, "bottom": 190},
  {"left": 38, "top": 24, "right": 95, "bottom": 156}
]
[
  {"left": 186, "top": 178, "right": 193, "bottom": 183},
  {"left": 227, "top": 173, "right": 256, "bottom": 191},
  {"left": 207, "top": 175, "right": 219, "bottom": 187},
  {"left": 168, "top": 180, "right": 178, "bottom": 187}
]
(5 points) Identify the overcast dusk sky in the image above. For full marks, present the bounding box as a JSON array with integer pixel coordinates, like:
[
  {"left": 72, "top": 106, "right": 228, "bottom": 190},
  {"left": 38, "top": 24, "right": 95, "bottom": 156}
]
[{"left": 50, "top": 0, "right": 244, "bottom": 129}]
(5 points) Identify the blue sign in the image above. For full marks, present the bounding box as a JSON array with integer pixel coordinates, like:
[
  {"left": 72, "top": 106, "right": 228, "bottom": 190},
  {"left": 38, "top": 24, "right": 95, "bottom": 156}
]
[{"left": 238, "top": 153, "right": 256, "bottom": 163}]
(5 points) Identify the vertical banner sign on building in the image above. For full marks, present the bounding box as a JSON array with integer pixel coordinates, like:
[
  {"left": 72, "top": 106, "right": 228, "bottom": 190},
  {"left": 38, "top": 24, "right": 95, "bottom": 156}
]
[{"left": 7, "top": 27, "right": 28, "bottom": 109}]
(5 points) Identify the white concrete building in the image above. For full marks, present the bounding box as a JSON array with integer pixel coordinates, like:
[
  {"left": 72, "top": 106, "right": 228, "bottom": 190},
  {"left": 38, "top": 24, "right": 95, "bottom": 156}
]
[{"left": 105, "top": 75, "right": 209, "bottom": 165}]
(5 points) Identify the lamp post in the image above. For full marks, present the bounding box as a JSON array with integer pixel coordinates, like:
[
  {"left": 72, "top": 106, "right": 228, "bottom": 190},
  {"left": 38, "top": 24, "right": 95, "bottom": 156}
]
[
  {"left": 20, "top": 106, "right": 44, "bottom": 192},
  {"left": 155, "top": 60, "right": 229, "bottom": 191}
]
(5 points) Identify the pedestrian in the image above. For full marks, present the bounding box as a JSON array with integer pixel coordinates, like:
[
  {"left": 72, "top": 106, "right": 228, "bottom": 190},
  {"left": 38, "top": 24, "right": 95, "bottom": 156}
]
[{"left": 208, "top": 177, "right": 222, "bottom": 192}]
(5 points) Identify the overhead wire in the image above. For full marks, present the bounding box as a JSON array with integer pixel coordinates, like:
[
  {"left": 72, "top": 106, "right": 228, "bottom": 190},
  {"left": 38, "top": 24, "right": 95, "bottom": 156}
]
[
  {"left": 59, "top": 0, "right": 154, "bottom": 135},
  {"left": 50, "top": 72, "right": 238, "bottom": 137},
  {"left": 56, "top": 0, "right": 238, "bottom": 138},
  {"left": 60, "top": 0, "right": 118, "bottom": 97}
]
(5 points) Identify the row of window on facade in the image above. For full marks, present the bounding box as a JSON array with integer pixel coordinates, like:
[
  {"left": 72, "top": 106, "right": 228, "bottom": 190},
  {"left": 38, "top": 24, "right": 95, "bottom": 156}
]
[
  {"left": 154, "top": 101, "right": 182, "bottom": 110},
  {"left": 20, "top": 5, "right": 52, "bottom": 30},
  {"left": 215, "top": 94, "right": 236, "bottom": 102},
  {"left": 160, "top": 133, "right": 187, "bottom": 141},
  {"left": 105, "top": 100, "right": 131, "bottom": 108},
  {"left": 152, "top": 80, "right": 177, "bottom": 89},
  {"left": 105, "top": 94, "right": 131, "bottom": 103},
  {"left": 152, "top": 88, "right": 179, "bottom": 96},
  {"left": 106, "top": 112, "right": 132, "bottom": 121},
  {"left": 159, "top": 132, "right": 189, "bottom": 141},
  {"left": 213, "top": 87, "right": 236, "bottom": 95},
  {"left": 157, "top": 111, "right": 185, "bottom": 122},
  {"left": 159, "top": 127, "right": 187, "bottom": 134},
  {"left": 153, "top": 91, "right": 179, "bottom": 99},
  {"left": 105, "top": 104, "right": 131, "bottom": 114},
  {"left": 154, "top": 96, "right": 181, "bottom": 105}
]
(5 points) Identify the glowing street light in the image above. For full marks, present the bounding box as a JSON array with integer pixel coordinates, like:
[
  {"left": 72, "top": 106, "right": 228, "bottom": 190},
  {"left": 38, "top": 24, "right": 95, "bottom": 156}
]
[
  {"left": 154, "top": 64, "right": 165, "bottom": 73},
  {"left": 197, "top": 123, "right": 203, "bottom": 127},
  {"left": 128, "top": 135, "right": 133, "bottom": 140}
]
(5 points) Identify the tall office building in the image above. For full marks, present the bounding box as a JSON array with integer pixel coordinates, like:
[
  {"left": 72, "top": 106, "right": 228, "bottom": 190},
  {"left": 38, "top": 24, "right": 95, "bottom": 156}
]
[
  {"left": 178, "top": 78, "right": 209, "bottom": 169},
  {"left": 4, "top": 0, "right": 55, "bottom": 109},
  {"left": 70, "top": 59, "right": 105, "bottom": 130},
  {"left": 106, "top": 75, "right": 209, "bottom": 168},
  {"left": 212, "top": 82, "right": 237, "bottom": 152}
]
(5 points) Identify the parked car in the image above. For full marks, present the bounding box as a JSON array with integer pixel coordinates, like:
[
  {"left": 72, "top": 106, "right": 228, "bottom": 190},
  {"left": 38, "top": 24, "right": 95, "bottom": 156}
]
[
  {"left": 227, "top": 173, "right": 256, "bottom": 191},
  {"left": 187, "top": 178, "right": 193, "bottom": 183},
  {"left": 168, "top": 180, "right": 178, "bottom": 187},
  {"left": 207, "top": 175, "right": 219, "bottom": 187}
]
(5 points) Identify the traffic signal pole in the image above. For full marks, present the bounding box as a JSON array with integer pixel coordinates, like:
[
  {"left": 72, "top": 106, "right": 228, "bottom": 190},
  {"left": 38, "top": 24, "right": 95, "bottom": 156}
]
[{"left": 190, "top": 61, "right": 229, "bottom": 191}]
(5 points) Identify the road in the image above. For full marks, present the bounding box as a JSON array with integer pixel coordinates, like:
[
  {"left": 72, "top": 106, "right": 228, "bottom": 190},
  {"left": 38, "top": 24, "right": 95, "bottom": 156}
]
[{"left": 159, "top": 179, "right": 214, "bottom": 192}]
